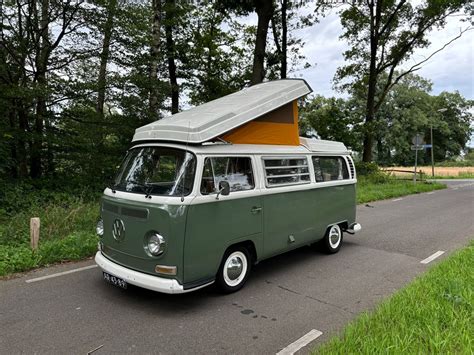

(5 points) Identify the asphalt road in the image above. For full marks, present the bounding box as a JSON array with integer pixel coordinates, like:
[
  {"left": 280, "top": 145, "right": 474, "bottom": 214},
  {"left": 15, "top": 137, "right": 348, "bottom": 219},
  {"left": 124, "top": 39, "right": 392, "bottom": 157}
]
[{"left": 1, "top": 180, "right": 473, "bottom": 354}]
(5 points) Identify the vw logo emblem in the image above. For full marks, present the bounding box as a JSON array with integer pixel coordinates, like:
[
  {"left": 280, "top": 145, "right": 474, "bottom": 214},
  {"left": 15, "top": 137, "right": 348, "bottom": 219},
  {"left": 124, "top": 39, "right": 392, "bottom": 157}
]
[{"left": 112, "top": 219, "right": 125, "bottom": 242}]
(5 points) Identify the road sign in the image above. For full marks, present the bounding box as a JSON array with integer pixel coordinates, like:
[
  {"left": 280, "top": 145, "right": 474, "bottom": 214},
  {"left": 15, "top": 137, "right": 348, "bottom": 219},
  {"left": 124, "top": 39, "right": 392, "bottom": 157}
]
[
  {"left": 412, "top": 134, "right": 424, "bottom": 146},
  {"left": 423, "top": 144, "right": 432, "bottom": 148},
  {"left": 411, "top": 145, "right": 424, "bottom": 151}
]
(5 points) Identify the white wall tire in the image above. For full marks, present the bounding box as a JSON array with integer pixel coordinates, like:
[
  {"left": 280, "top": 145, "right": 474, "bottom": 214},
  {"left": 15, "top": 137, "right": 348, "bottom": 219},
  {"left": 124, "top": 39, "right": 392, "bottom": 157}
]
[
  {"left": 321, "top": 224, "right": 343, "bottom": 254},
  {"left": 216, "top": 247, "right": 251, "bottom": 293}
]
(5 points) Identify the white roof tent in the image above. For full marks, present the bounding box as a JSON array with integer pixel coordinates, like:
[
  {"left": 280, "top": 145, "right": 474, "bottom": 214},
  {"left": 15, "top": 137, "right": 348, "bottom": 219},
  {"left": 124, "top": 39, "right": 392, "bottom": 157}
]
[
  {"left": 133, "top": 79, "right": 312, "bottom": 144},
  {"left": 132, "top": 79, "right": 348, "bottom": 154}
]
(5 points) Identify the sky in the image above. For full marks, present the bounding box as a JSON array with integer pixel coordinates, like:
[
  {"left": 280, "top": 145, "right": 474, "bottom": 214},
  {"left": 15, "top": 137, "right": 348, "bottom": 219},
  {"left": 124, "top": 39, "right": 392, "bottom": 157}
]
[{"left": 290, "top": 10, "right": 473, "bottom": 99}]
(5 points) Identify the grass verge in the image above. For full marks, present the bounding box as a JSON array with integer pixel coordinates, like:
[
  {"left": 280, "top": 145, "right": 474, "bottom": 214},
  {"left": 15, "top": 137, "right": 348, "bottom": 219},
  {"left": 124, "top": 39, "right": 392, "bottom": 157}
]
[
  {"left": 314, "top": 241, "right": 474, "bottom": 354},
  {"left": 0, "top": 184, "right": 100, "bottom": 277},
  {"left": 357, "top": 177, "right": 445, "bottom": 204}
]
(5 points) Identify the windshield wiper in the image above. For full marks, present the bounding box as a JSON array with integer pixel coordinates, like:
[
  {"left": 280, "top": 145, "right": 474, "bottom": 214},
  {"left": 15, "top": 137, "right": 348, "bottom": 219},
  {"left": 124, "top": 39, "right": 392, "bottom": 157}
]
[{"left": 126, "top": 180, "right": 153, "bottom": 199}]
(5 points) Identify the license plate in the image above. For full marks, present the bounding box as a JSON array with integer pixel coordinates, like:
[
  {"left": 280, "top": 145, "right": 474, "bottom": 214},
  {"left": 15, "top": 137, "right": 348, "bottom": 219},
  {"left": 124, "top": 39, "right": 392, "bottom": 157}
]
[{"left": 103, "top": 272, "right": 127, "bottom": 289}]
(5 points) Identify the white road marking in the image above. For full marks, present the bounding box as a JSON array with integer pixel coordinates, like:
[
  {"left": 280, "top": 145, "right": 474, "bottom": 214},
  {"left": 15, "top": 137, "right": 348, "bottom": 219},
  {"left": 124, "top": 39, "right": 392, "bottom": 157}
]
[
  {"left": 420, "top": 251, "right": 445, "bottom": 264},
  {"left": 452, "top": 188, "right": 458, "bottom": 190},
  {"left": 426, "top": 191, "right": 435, "bottom": 195},
  {"left": 276, "top": 329, "right": 323, "bottom": 355},
  {"left": 392, "top": 198, "right": 403, "bottom": 202},
  {"left": 25, "top": 265, "right": 98, "bottom": 283}
]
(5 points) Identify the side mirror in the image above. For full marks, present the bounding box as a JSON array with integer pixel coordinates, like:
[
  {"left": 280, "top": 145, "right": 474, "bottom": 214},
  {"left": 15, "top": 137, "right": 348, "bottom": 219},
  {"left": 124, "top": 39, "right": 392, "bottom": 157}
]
[{"left": 216, "top": 181, "right": 230, "bottom": 200}]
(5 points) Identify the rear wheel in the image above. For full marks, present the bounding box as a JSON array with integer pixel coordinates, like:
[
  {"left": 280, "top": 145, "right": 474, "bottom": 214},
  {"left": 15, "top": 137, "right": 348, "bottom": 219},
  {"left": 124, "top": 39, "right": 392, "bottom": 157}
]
[
  {"left": 216, "top": 247, "right": 251, "bottom": 293},
  {"left": 320, "top": 224, "right": 343, "bottom": 254}
]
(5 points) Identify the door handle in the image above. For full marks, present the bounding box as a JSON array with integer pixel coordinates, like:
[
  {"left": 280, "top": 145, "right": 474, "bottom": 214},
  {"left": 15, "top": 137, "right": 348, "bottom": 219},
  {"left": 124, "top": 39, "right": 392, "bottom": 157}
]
[{"left": 251, "top": 206, "right": 262, "bottom": 214}]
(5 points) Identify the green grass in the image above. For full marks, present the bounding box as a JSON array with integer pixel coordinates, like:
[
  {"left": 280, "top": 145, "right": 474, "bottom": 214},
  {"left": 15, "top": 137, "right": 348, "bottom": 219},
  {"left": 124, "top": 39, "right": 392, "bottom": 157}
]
[
  {"left": 357, "top": 177, "right": 446, "bottom": 204},
  {"left": 426, "top": 172, "right": 474, "bottom": 179},
  {"left": 314, "top": 241, "right": 474, "bottom": 354},
  {"left": 0, "top": 184, "right": 100, "bottom": 277}
]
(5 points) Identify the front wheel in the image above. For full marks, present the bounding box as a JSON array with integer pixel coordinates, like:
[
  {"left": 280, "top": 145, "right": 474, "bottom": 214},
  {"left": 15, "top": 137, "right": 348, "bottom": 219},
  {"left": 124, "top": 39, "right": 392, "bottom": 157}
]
[
  {"left": 320, "top": 224, "right": 343, "bottom": 254},
  {"left": 216, "top": 247, "right": 251, "bottom": 293}
]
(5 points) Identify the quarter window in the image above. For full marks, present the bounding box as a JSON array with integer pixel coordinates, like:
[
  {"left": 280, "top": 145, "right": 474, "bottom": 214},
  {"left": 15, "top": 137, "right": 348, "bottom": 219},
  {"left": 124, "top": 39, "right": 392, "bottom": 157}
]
[
  {"left": 264, "top": 157, "right": 310, "bottom": 187},
  {"left": 200, "top": 157, "right": 255, "bottom": 195},
  {"left": 312, "top": 156, "right": 349, "bottom": 182}
]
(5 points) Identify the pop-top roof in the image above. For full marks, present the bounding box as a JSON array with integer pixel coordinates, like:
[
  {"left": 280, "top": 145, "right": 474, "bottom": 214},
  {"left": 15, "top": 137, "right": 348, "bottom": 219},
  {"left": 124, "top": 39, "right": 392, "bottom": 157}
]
[{"left": 133, "top": 79, "right": 312, "bottom": 143}]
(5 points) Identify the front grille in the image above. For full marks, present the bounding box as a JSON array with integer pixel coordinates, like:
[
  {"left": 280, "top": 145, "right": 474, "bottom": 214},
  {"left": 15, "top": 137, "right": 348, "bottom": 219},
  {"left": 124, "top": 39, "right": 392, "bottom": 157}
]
[
  {"left": 121, "top": 207, "right": 148, "bottom": 219},
  {"left": 103, "top": 202, "right": 119, "bottom": 214},
  {"left": 102, "top": 201, "right": 149, "bottom": 220}
]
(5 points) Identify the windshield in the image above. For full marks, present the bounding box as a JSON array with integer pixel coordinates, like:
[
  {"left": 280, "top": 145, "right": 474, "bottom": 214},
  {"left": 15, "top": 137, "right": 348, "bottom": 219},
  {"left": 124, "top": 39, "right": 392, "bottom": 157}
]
[{"left": 113, "top": 147, "right": 196, "bottom": 197}]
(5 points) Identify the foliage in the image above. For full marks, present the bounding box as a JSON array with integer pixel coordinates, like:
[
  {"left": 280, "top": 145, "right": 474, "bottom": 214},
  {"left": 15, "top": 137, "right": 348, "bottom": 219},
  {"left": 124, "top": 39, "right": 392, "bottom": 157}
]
[
  {"left": 314, "top": 241, "right": 474, "bottom": 354},
  {"left": 0, "top": 232, "right": 98, "bottom": 277},
  {"left": 335, "top": 0, "right": 471, "bottom": 162},
  {"left": 0, "top": 181, "right": 100, "bottom": 276},
  {"left": 299, "top": 95, "right": 363, "bottom": 151},
  {"left": 302, "top": 74, "right": 472, "bottom": 167}
]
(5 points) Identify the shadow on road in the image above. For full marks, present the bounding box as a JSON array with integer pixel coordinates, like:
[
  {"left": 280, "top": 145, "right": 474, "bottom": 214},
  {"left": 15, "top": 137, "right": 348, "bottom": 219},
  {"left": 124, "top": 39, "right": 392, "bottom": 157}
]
[{"left": 93, "top": 240, "right": 361, "bottom": 313}]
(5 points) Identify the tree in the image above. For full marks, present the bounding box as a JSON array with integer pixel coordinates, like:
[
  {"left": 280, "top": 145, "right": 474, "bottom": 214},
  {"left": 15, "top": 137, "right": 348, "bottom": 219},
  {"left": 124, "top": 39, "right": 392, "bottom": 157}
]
[
  {"left": 148, "top": 0, "right": 162, "bottom": 120},
  {"left": 374, "top": 74, "right": 472, "bottom": 165},
  {"left": 182, "top": 3, "right": 253, "bottom": 105},
  {"left": 336, "top": 0, "right": 472, "bottom": 162},
  {"left": 269, "top": 0, "right": 317, "bottom": 79},
  {"left": 216, "top": 0, "right": 275, "bottom": 85},
  {"left": 299, "top": 95, "right": 363, "bottom": 151}
]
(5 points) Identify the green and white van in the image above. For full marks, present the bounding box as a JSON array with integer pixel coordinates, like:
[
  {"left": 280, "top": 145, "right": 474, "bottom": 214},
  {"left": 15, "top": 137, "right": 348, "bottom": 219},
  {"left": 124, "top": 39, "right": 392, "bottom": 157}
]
[{"left": 95, "top": 79, "right": 361, "bottom": 294}]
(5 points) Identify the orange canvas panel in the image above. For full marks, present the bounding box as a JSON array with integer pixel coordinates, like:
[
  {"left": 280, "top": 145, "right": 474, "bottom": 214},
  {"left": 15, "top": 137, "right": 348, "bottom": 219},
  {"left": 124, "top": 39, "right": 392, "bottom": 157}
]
[{"left": 222, "top": 101, "right": 300, "bottom": 145}]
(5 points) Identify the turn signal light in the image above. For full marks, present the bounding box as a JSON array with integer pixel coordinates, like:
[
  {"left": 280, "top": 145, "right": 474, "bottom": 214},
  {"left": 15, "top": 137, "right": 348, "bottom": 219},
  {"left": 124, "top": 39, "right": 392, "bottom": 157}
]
[{"left": 155, "top": 265, "right": 177, "bottom": 276}]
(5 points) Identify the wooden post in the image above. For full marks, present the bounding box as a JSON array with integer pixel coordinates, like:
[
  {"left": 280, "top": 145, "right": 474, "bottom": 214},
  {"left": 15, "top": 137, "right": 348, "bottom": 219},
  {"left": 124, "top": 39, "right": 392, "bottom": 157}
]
[{"left": 30, "top": 217, "right": 40, "bottom": 250}]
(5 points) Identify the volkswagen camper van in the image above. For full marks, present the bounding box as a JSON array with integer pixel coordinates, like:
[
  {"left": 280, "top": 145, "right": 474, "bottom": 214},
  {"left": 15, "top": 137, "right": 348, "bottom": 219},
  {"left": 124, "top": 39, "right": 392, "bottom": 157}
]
[{"left": 95, "top": 79, "right": 361, "bottom": 294}]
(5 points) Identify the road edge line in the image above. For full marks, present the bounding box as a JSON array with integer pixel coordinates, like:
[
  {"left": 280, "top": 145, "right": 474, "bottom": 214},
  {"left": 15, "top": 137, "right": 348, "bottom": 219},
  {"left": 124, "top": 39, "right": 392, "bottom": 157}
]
[
  {"left": 276, "top": 329, "right": 323, "bottom": 355},
  {"left": 420, "top": 251, "right": 445, "bottom": 264},
  {"left": 25, "top": 264, "right": 98, "bottom": 283}
]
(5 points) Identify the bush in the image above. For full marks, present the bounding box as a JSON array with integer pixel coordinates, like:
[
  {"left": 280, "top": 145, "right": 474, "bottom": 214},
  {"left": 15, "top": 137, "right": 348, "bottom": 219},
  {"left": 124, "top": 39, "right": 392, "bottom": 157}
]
[
  {"left": 355, "top": 161, "right": 392, "bottom": 184},
  {"left": 354, "top": 161, "right": 380, "bottom": 176}
]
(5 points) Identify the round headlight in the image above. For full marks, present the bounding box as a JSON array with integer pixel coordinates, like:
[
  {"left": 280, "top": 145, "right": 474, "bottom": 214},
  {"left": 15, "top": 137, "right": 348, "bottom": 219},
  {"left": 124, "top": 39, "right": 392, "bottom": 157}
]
[
  {"left": 96, "top": 219, "right": 104, "bottom": 237},
  {"left": 145, "top": 232, "right": 166, "bottom": 256}
]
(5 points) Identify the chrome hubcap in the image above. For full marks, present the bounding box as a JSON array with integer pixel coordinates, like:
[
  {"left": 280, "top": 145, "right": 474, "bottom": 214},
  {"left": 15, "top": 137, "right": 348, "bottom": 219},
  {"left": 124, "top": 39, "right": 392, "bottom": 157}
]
[
  {"left": 329, "top": 225, "right": 341, "bottom": 248},
  {"left": 226, "top": 256, "right": 243, "bottom": 280},
  {"left": 223, "top": 251, "right": 248, "bottom": 287}
]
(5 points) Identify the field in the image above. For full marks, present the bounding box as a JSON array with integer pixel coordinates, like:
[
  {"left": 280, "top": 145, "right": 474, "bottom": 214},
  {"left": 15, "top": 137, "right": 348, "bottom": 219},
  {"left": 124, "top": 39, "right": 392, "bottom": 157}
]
[
  {"left": 383, "top": 166, "right": 474, "bottom": 178},
  {"left": 314, "top": 241, "right": 474, "bottom": 354}
]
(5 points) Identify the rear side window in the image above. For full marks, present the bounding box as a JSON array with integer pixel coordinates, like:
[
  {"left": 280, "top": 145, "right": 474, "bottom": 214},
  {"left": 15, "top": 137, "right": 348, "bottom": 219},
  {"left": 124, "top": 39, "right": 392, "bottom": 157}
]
[
  {"left": 200, "top": 157, "right": 255, "bottom": 195},
  {"left": 312, "top": 156, "right": 349, "bottom": 182},
  {"left": 263, "top": 157, "right": 310, "bottom": 187}
]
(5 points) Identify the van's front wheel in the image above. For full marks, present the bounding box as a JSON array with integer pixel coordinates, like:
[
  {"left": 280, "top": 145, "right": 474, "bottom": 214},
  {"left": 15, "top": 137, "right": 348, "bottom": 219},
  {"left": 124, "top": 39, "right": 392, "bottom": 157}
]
[
  {"left": 216, "top": 247, "right": 251, "bottom": 293},
  {"left": 320, "top": 224, "right": 343, "bottom": 254}
]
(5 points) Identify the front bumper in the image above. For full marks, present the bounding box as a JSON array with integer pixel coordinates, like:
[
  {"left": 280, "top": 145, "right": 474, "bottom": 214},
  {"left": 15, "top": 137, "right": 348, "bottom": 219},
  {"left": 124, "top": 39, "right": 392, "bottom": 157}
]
[{"left": 95, "top": 251, "right": 211, "bottom": 294}]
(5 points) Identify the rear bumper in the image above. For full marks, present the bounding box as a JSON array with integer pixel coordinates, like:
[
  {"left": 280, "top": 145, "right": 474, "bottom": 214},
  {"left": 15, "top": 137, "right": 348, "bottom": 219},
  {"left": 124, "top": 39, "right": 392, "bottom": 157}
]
[
  {"left": 95, "top": 251, "right": 212, "bottom": 294},
  {"left": 347, "top": 222, "right": 362, "bottom": 234}
]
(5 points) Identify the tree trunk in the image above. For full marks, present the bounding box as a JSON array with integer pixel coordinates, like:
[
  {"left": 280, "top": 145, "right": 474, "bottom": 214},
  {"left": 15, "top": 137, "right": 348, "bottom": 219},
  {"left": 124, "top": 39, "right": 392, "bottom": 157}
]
[
  {"left": 251, "top": 0, "right": 274, "bottom": 85},
  {"left": 17, "top": 103, "right": 29, "bottom": 178},
  {"left": 96, "top": 0, "right": 117, "bottom": 118},
  {"left": 280, "top": 0, "right": 287, "bottom": 79},
  {"left": 148, "top": 0, "right": 162, "bottom": 120},
  {"left": 165, "top": 0, "right": 178, "bottom": 114},
  {"left": 31, "top": 0, "right": 50, "bottom": 178},
  {"left": 362, "top": 0, "right": 379, "bottom": 163}
]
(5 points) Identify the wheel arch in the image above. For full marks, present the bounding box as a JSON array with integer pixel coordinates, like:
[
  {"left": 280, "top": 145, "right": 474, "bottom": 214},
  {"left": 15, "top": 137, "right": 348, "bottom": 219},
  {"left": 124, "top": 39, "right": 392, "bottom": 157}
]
[{"left": 223, "top": 240, "right": 257, "bottom": 264}]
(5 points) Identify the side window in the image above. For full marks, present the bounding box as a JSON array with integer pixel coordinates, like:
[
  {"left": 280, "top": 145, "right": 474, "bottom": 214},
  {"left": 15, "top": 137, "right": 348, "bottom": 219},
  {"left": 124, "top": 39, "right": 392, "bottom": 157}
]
[
  {"left": 312, "top": 156, "right": 349, "bottom": 182},
  {"left": 200, "top": 157, "right": 255, "bottom": 195},
  {"left": 263, "top": 157, "right": 310, "bottom": 187}
]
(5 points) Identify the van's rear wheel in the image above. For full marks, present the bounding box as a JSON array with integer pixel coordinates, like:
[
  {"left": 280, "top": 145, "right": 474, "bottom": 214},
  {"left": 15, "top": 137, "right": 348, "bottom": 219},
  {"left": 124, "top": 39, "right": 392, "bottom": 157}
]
[
  {"left": 216, "top": 247, "right": 251, "bottom": 293},
  {"left": 320, "top": 224, "right": 343, "bottom": 254}
]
